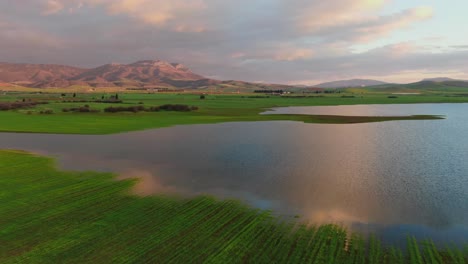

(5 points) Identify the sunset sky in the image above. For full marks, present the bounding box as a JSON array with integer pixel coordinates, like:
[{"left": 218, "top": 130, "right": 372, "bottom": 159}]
[{"left": 1, "top": 0, "right": 467, "bottom": 84}]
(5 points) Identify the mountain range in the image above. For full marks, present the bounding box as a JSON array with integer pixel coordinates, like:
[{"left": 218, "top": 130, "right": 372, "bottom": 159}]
[
  {"left": 0, "top": 60, "right": 210, "bottom": 89},
  {"left": 314, "top": 79, "right": 389, "bottom": 88},
  {"left": 0, "top": 60, "right": 296, "bottom": 91},
  {"left": 0, "top": 61, "right": 467, "bottom": 90}
]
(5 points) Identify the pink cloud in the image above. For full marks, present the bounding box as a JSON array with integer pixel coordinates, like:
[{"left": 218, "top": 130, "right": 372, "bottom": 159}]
[
  {"left": 3, "top": 0, "right": 462, "bottom": 85},
  {"left": 298, "top": 0, "right": 388, "bottom": 31},
  {"left": 274, "top": 48, "right": 314, "bottom": 61},
  {"left": 353, "top": 7, "right": 433, "bottom": 42},
  {"left": 41, "top": 0, "right": 65, "bottom": 15},
  {"left": 67, "top": 0, "right": 208, "bottom": 31}
]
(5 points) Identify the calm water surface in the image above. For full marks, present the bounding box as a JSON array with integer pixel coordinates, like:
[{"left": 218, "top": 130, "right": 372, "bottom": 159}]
[{"left": 1, "top": 103, "right": 467, "bottom": 247}]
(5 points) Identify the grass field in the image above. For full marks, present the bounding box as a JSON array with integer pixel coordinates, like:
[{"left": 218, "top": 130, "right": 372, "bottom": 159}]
[
  {"left": 1, "top": 150, "right": 467, "bottom": 263},
  {"left": 0, "top": 92, "right": 462, "bottom": 134}
]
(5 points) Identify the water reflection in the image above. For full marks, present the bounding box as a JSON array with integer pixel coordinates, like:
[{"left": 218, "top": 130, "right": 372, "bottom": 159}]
[
  {"left": 117, "top": 169, "right": 181, "bottom": 196},
  {"left": 262, "top": 103, "right": 456, "bottom": 116},
  {"left": 1, "top": 103, "right": 467, "bottom": 246}
]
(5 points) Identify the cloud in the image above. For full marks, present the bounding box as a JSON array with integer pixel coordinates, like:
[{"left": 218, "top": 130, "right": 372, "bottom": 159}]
[
  {"left": 1, "top": 0, "right": 465, "bottom": 84},
  {"left": 42, "top": 0, "right": 65, "bottom": 15},
  {"left": 297, "top": 0, "right": 388, "bottom": 31},
  {"left": 230, "top": 44, "right": 315, "bottom": 62},
  {"left": 0, "top": 19, "right": 64, "bottom": 49},
  {"left": 295, "top": 6, "right": 433, "bottom": 45},
  {"left": 42, "top": 0, "right": 208, "bottom": 31},
  {"left": 274, "top": 48, "right": 315, "bottom": 61},
  {"left": 366, "top": 42, "right": 417, "bottom": 57},
  {"left": 355, "top": 7, "right": 433, "bottom": 41},
  {"left": 34, "top": 0, "right": 429, "bottom": 37},
  {"left": 105, "top": 0, "right": 206, "bottom": 26}
]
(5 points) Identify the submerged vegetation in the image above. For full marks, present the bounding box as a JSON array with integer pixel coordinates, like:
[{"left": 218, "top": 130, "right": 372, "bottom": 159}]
[{"left": 1, "top": 150, "right": 467, "bottom": 263}]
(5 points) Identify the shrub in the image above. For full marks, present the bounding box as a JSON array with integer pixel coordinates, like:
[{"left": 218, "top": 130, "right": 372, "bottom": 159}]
[
  {"left": 78, "top": 107, "right": 91, "bottom": 112},
  {"left": 247, "top": 96, "right": 270, "bottom": 98},
  {"left": 159, "top": 104, "right": 192, "bottom": 112},
  {"left": 104, "top": 105, "right": 145, "bottom": 113},
  {"left": 0, "top": 102, "right": 46, "bottom": 111},
  {"left": 104, "top": 104, "right": 199, "bottom": 113},
  {"left": 94, "top": 99, "right": 123, "bottom": 103},
  {"left": 62, "top": 100, "right": 89, "bottom": 103},
  {"left": 61, "top": 99, "right": 123, "bottom": 103},
  {"left": 39, "top": 109, "right": 54, "bottom": 114},
  {"left": 129, "top": 106, "right": 145, "bottom": 113},
  {"left": 62, "top": 105, "right": 100, "bottom": 113},
  {"left": 148, "top": 106, "right": 160, "bottom": 112},
  {"left": 103, "top": 106, "right": 119, "bottom": 113}
]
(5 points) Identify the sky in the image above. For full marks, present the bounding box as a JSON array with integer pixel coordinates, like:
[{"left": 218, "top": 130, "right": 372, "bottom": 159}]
[{"left": 1, "top": 0, "right": 467, "bottom": 85}]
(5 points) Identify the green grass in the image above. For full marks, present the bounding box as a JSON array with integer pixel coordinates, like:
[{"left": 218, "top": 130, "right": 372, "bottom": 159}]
[
  {"left": 0, "top": 92, "right": 459, "bottom": 134},
  {"left": 1, "top": 150, "right": 467, "bottom": 263}
]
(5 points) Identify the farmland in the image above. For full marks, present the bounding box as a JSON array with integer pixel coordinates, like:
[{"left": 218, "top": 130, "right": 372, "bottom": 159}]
[
  {"left": 1, "top": 150, "right": 467, "bottom": 263},
  {"left": 0, "top": 91, "right": 463, "bottom": 134}
]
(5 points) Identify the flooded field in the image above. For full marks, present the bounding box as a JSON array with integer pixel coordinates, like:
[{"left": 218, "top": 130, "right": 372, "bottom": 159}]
[{"left": 1, "top": 103, "right": 467, "bottom": 247}]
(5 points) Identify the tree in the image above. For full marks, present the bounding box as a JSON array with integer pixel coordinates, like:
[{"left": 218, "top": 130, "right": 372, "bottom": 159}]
[
  {"left": 73, "top": 93, "right": 76, "bottom": 98},
  {"left": 115, "top": 93, "right": 119, "bottom": 100},
  {"left": 200, "top": 94, "right": 206, "bottom": 100}
]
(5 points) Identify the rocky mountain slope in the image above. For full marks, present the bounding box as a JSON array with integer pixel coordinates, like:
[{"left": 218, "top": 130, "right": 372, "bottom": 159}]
[{"left": 0, "top": 60, "right": 210, "bottom": 89}]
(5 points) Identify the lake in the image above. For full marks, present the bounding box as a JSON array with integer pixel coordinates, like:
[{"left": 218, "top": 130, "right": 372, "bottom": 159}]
[{"left": 1, "top": 103, "right": 467, "bottom": 247}]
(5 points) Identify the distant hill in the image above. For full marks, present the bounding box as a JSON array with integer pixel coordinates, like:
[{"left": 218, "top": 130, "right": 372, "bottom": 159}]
[
  {"left": 0, "top": 60, "right": 302, "bottom": 91},
  {"left": 346, "top": 77, "right": 468, "bottom": 94},
  {"left": 67, "top": 60, "right": 206, "bottom": 88},
  {"left": 314, "top": 79, "right": 388, "bottom": 88},
  {"left": 0, "top": 62, "right": 86, "bottom": 87},
  {"left": 0, "top": 82, "right": 13, "bottom": 87},
  {"left": 0, "top": 60, "right": 214, "bottom": 89},
  {"left": 414, "top": 77, "right": 468, "bottom": 88},
  {"left": 421, "top": 77, "right": 460, "bottom": 82}
]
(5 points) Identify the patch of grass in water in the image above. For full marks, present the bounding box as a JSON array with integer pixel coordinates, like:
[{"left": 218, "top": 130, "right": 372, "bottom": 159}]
[{"left": 0, "top": 150, "right": 466, "bottom": 263}]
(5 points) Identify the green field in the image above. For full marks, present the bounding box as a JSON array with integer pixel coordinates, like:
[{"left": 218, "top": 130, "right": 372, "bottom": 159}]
[
  {"left": 0, "top": 92, "right": 463, "bottom": 134},
  {"left": 1, "top": 150, "right": 467, "bottom": 263}
]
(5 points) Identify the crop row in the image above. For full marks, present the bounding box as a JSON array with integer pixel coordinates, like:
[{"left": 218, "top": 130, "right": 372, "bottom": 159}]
[{"left": 1, "top": 150, "right": 467, "bottom": 263}]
